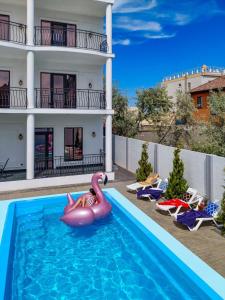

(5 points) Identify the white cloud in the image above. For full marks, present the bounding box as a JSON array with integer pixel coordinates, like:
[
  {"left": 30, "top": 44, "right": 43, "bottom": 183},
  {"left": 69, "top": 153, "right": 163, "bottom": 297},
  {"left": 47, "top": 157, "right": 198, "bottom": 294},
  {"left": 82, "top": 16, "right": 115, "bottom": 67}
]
[
  {"left": 113, "top": 0, "right": 157, "bottom": 14},
  {"left": 113, "top": 39, "right": 131, "bottom": 46},
  {"left": 114, "top": 17, "right": 162, "bottom": 32},
  {"left": 174, "top": 13, "right": 192, "bottom": 25},
  {"left": 144, "top": 33, "right": 176, "bottom": 39}
]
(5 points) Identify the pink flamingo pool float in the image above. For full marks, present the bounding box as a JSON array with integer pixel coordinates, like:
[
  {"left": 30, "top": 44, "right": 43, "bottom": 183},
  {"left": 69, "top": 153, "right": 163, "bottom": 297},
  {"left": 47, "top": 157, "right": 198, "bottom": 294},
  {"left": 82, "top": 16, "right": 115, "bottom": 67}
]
[{"left": 60, "top": 172, "right": 112, "bottom": 226}]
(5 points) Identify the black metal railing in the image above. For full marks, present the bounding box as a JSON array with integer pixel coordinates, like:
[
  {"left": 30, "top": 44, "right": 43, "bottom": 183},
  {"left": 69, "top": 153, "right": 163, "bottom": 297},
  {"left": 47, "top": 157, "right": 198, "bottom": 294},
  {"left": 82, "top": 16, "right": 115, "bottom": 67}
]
[
  {"left": 0, "top": 88, "right": 27, "bottom": 108},
  {"left": 0, "top": 20, "right": 26, "bottom": 44},
  {"left": 34, "top": 26, "right": 107, "bottom": 52},
  {"left": 34, "top": 154, "right": 105, "bottom": 178},
  {"left": 35, "top": 88, "right": 106, "bottom": 109}
]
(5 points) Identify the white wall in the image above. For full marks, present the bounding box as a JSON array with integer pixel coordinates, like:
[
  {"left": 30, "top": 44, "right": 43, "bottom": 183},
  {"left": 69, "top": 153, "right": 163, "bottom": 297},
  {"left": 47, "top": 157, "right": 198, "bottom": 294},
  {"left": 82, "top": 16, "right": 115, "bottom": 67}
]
[
  {"left": 36, "top": 115, "right": 104, "bottom": 157},
  {"left": 0, "top": 115, "right": 26, "bottom": 170},
  {"left": 113, "top": 135, "right": 225, "bottom": 201},
  {"left": 0, "top": 115, "right": 104, "bottom": 170}
]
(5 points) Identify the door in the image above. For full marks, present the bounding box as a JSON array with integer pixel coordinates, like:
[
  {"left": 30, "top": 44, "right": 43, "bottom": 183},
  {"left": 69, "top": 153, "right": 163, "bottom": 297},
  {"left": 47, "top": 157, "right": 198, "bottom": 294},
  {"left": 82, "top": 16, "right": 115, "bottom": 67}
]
[
  {"left": 35, "top": 128, "right": 54, "bottom": 171},
  {"left": 0, "top": 70, "right": 10, "bottom": 108},
  {"left": 51, "top": 22, "right": 67, "bottom": 46},
  {"left": 40, "top": 73, "right": 77, "bottom": 108},
  {"left": 0, "top": 15, "right": 9, "bottom": 41},
  {"left": 64, "top": 74, "right": 76, "bottom": 108}
]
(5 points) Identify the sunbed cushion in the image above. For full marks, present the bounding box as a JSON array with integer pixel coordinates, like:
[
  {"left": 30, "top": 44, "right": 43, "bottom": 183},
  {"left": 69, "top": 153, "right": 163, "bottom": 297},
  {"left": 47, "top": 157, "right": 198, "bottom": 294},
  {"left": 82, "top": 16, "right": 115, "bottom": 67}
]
[{"left": 203, "top": 202, "right": 219, "bottom": 216}]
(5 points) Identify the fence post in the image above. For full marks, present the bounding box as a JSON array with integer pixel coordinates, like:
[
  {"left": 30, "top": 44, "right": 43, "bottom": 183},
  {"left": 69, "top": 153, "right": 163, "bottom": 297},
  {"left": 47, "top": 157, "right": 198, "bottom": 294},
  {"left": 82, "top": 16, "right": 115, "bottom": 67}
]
[
  {"left": 205, "top": 154, "right": 213, "bottom": 199},
  {"left": 126, "top": 137, "right": 129, "bottom": 170},
  {"left": 154, "top": 144, "right": 158, "bottom": 174}
]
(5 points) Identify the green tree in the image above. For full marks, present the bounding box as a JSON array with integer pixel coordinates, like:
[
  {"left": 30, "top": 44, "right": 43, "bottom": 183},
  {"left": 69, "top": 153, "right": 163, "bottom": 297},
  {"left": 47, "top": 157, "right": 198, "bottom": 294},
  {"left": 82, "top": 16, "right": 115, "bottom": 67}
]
[
  {"left": 112, "top": 86, "right": 138, "bottom": 138},
  {"left": 158, "top": 91, "right": 196, "bottom": 148},
  {"left": 136, "top": 143, "right": 153, "bottom": 181},
  {"left": 136, "top": 87, "right": 172, "bottom": 126},
  {"left": 192, "top": 90, "right": 225, "bottom": 156},
  {"left": 217, "top": 171, "right": 225, "bottom": 235},
  {"left": 165, "top": 148, "right": 188, "bottom": 199}
]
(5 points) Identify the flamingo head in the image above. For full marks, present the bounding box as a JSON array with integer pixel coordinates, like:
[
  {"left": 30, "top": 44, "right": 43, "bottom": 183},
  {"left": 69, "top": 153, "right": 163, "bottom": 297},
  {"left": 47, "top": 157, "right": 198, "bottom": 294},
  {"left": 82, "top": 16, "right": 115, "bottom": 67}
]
[{"left": 94, "top": 172, "right": 108, "bottom": 185}]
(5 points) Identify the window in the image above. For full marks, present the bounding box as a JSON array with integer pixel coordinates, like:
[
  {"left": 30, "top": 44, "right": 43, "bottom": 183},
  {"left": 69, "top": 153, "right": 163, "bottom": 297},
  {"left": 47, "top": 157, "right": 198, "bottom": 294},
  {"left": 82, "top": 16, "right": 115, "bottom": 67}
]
[
  {"left": 0, "top": 70, "right": 10, "bottom": 108},
  {"left": 197, "top": 96, "right": 203, "bottom": 109},
  {"left": 64, "top": 128, "right": 83, "bottom": 161},
  {"left": 188, "top": 82, "right": 191, "bottom": 90}
]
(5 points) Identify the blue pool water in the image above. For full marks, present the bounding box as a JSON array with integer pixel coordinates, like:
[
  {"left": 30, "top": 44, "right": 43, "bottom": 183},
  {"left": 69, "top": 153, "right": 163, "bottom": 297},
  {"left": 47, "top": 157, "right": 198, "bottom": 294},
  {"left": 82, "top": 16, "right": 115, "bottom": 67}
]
[{"left": 7, "top": 194, "right": 212, "bottom": 300}]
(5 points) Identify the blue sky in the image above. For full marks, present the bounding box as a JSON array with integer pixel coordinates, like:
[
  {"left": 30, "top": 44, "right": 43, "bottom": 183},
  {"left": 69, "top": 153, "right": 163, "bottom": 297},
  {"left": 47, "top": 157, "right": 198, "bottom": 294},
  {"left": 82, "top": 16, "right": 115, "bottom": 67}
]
[{"left": 112, "top": 0, "right": 225, "bottom": 105}]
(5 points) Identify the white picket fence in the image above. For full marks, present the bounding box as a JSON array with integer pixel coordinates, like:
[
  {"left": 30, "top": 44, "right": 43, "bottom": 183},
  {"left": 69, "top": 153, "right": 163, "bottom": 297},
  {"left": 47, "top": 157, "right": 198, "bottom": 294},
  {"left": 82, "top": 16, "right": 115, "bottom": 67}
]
[{"left": 113, "top": 135, "right": 225, "bottom": 201}]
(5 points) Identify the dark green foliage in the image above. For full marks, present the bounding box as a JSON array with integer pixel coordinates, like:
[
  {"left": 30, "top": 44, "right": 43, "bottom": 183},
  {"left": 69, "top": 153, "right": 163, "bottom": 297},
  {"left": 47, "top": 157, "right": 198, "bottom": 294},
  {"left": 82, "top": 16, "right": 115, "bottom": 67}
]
[
  {"left": 165, "top": 148, "right": 188, "bottom": 199},
  {"left": 136, "top": 143, "right": 153, "bottom": 181},
  {"left": 112, "top": 86, "right": 138, "bottom": 138},
  {"left": 217, "top": 174, "right": 225, "bottom": 235}
]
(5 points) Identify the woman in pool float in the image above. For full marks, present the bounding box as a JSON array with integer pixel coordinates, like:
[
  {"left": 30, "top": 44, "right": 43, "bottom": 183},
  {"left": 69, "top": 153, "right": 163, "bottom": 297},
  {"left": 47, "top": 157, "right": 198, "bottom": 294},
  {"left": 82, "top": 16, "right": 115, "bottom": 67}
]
[{"left": 61, "top": 172, "right": 112, "bottom": 226}]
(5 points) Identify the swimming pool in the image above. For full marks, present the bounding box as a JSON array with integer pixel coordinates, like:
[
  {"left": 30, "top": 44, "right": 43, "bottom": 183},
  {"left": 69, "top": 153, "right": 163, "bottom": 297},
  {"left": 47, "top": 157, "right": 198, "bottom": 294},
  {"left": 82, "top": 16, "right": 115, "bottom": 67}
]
[{"left": 0, "top": 188, "right": 225, "bottom": 299}]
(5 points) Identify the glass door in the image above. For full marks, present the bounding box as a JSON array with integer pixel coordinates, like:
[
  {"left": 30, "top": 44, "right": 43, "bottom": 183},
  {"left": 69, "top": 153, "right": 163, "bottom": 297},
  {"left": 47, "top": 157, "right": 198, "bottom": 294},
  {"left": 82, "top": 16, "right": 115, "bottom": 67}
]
[
  {"left": 51, "top": 22, "right": 67, "bottom": 46},
  {"left": 0, "top": 15, "right": 9, "bottom": 41},
  {"left": 52, "top": 74, "right": 64, "bottom": 108},
  {"left": 35, "top": 128, "right": 54, "bottom": 170},
  {"left": 0, "top": 70, "right": 10, "bottom": 108},
  {"left": 65, "top": 74, "right": 76, "bottom": 108}
]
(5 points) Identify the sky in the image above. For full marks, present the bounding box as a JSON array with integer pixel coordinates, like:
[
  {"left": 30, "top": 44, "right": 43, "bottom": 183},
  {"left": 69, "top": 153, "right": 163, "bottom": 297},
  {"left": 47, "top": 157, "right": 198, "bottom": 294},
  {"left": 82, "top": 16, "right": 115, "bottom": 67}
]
[{"left": 112, "top": 0, "right": 225, "bottom": 105}]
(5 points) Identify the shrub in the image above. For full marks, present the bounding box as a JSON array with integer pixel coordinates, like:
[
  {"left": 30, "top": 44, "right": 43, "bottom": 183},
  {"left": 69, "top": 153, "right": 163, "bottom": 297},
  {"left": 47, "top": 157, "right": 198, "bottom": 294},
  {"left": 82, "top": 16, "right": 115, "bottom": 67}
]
[
  {"left": 136, "top": 143, "right": 153, "bottom": 182},
  {"left": 165, "top": 148, "right": 188, "bottom": 199}
]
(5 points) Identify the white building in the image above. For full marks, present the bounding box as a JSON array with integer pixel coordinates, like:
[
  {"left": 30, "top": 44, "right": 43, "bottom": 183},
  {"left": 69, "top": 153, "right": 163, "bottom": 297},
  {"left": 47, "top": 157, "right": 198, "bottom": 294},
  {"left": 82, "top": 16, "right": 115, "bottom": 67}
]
[
  {"left": 161, "top": 65, "right": 225, "bottom": 104},
  {"left": 0, "top": 0, "right": 114, "bottom": 191}
]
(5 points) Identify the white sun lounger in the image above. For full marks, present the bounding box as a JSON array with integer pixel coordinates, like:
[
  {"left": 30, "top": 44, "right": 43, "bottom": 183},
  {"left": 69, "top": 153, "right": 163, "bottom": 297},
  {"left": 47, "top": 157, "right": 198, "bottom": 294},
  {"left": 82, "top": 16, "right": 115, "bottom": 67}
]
[
  {"left": 174, "top": 199, "right": 221, "bottom": 231},
  {"left": 156, "top": 187, "right": 200, "bottom": 217},
  {"left": 126, "top": 177, "right": 161, "bottom": 193}
]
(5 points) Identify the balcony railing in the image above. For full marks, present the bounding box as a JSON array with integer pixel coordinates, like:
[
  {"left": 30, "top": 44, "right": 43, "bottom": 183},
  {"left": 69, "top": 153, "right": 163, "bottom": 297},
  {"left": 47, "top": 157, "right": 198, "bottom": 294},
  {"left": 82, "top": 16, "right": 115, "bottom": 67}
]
[
  {"left": 35, "top": 88, "right": 106, "bottom": 110},
  {"left": 34, "top": 154, "right": 105, "bottom": 178},
  {"left": 0, "top": 20, "right": 26, "bottom": 44},
  {"left": 0, "top": 88, "right": 27, "bottom": 108},
  {"left": 34, "top": 26, "right": 108, "bottom": 52}
]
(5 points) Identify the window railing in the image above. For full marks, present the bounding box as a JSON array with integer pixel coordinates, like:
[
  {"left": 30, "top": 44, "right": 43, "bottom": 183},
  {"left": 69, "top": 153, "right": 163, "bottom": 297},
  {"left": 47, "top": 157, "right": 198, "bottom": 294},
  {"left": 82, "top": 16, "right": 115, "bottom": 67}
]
[
  {"left": 0, "top": 20, "right": 26, "bottom": 44},
  {"left": 35, "top": 88, "right": 106, "bottom": 110},
  {"left": 0, "top": 87, "right": 27, "bottom": 108},
  {"left": 34, "top": 154, "right": 105, "bottom": 178},
  {"left": 34, "top": 26, "right": 108, "bottom": 52}
]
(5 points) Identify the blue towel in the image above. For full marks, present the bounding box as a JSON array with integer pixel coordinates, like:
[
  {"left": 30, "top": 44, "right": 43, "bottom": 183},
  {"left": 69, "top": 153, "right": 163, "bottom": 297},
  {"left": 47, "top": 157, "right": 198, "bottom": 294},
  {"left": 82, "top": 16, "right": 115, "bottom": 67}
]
[
  {"left": 137, "top": 188, "right": 163, "bottom": 200},
  {"left": 177, "top": 210, "right": 211, "bottom": 228}
]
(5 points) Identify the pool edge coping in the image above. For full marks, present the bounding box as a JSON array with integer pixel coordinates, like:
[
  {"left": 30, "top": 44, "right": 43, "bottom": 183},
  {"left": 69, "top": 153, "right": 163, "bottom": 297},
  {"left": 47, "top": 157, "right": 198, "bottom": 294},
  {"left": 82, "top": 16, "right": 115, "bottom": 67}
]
[{"left": 0, "top": 187, "right": 225, "bottom": 299}]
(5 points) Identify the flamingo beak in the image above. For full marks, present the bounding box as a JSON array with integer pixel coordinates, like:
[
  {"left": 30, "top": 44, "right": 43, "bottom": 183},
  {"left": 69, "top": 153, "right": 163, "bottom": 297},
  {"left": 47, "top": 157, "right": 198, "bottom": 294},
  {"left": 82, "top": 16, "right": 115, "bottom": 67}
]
[{"left": 103, "top": 174, "right": 108, "bottom": 185}]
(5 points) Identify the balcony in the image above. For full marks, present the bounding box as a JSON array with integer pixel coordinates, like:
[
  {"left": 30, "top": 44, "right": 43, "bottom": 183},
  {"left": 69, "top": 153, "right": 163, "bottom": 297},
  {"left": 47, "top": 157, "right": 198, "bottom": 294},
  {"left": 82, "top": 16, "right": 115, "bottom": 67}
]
[
  {"left": 34, "top": 26, "right": 108, "bottom": 53},
  {"left": 0, "top": 20, "right": 26, "bottom": 45},
  {"left": 34, "top": 154, "right": 105, "bottom": 178},
  {"left": 35, "top": 88, "right": 106, "bottom": 110},
  {"left": 0, "top": 87, "right": 27, "bottom": 109}
]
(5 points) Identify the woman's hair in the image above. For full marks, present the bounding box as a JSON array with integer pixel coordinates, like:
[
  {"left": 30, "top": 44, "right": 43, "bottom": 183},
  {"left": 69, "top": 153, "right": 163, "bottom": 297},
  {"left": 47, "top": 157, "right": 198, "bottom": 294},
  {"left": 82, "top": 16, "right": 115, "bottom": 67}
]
[{"left": 89, "top": 188, "right": 96, "bottom": 196}]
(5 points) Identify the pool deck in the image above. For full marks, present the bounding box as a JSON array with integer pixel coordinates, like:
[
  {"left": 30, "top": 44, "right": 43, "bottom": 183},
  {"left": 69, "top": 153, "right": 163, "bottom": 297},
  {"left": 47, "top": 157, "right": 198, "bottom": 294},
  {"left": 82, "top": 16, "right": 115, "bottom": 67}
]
[{"left": 0, "top": 166, "right": 225, "bottom": 278}]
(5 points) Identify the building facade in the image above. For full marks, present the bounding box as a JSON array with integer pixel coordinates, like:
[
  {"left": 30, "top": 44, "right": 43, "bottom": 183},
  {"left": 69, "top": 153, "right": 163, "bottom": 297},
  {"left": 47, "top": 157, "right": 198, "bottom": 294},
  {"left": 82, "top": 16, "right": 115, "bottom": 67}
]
[
  {"left": 162, "top": 65, "right": 225, "bottom": 104},
  {"left": 0, "top": 0, "right": 114, "bottom": 189},
  {"left": 191, "top": 76, "right": 225, "bottom": 122}
]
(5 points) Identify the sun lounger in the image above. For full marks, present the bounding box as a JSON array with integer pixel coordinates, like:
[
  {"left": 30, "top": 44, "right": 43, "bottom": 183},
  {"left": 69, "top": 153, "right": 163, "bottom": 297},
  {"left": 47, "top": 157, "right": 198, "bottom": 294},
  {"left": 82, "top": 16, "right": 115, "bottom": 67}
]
[
  {"left": 126, "top": 173, "right": 159, "bottom": 192},
  {"left": 137, "top": 178, "right": 168, "bottom": 201},
  {"left": 155, "top": 188, "right": 201, "bottom": 217},
  {"left": 175, "top": 200, "right": 220, "bottom": 231}
]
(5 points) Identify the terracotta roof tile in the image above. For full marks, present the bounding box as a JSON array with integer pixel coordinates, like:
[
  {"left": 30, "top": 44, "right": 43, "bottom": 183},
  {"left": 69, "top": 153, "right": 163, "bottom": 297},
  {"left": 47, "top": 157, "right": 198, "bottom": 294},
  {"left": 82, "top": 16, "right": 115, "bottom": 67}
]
[{"left": 191, "top": 76, "right": 225, "bottom": 93}]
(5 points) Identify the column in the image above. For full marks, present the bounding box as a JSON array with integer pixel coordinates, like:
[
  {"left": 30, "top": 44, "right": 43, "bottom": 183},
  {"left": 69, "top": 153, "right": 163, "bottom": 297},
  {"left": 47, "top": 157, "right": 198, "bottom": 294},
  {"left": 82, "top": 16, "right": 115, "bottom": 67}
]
[
  {"left": 26, "top": 114, "right": 35, "bottom": 179},
  {"left": 105, "top": 115, "right": 112, "bottom": 173},
  {"left": 27, "top": 51, "right": 34, "bottom": 108},
  {"left": 27, "top": 0, "right": 34, "bottom": 46},
  {"left": 106, "top": 4, "right": 112, "bottom": 53}
]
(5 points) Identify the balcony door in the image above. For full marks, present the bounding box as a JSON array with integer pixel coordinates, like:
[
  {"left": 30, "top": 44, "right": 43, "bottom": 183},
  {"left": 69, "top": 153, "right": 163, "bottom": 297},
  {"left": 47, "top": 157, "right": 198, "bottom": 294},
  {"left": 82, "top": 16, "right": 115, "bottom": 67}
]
[
  {"left": 35, "top": 128, "right": 54, "bottom": 170},
  {"left": 0, "top": 14, "right": 9, "bottom": 41},
  {"left": 41, "top": 73, "right": 77, "bottom": 108},
  {"left": 41, "top": 20, "right": 76, "bottom": 47},
  {"left": 0, "top": 70, "right": 10, "bottom": 108}
]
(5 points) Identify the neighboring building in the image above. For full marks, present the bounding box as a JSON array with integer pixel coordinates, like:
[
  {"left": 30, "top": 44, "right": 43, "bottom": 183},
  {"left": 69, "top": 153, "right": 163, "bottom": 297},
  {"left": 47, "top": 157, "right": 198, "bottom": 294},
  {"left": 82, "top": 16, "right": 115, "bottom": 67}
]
[
  {"left": 191, "top": 76, "right": 225, "bottom": 122},
  {"left": 0, "top": 0, "right": 114, "bottom": 189},
  {"left": 162, "top": 65, "right": 225, "bottom": 104}
]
